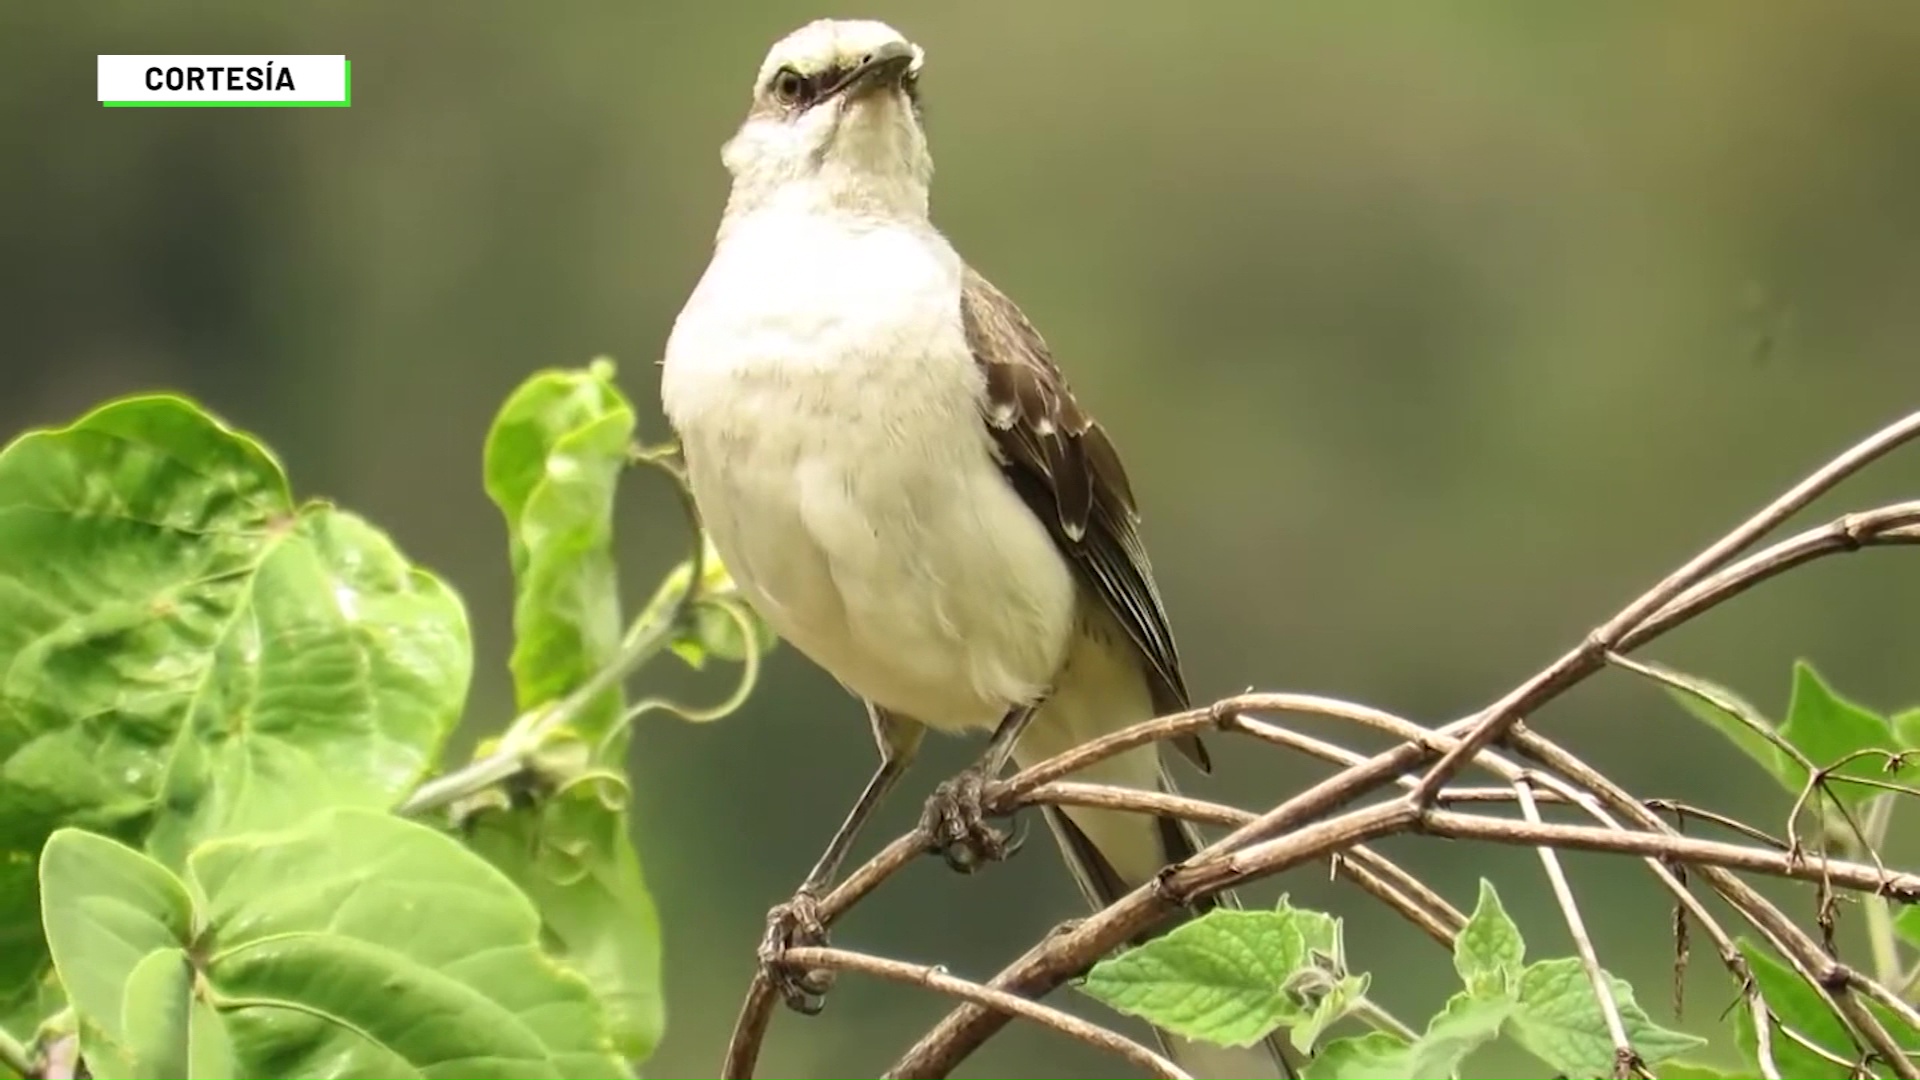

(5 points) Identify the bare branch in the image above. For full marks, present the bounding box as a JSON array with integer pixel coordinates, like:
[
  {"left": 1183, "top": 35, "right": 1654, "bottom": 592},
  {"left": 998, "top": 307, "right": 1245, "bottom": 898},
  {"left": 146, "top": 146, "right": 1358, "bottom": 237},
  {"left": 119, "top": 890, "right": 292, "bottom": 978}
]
[
  {"left": 780, "top": 946, "right": 1190, "bottom": 1080},
  {"left": 1412, "top": 416, "right": 1920, "bottom": 805},
  {"left": 1513, "top": 778, "right": 1640, "bottom": 1078},
  {"left": 725, "top": 413, "right": 1920, "bottom": 1079}
]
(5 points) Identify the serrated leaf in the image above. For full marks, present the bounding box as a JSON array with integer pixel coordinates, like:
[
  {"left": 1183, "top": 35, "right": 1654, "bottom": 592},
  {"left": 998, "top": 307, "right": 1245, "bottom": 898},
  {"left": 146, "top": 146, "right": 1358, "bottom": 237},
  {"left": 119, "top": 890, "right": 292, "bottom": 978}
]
[
  {"left": 1731, "top": 938, "right": 1855, "bottom": 1079},
  {"left": 1510, "top": 957, "right": 1704, "bottom": 1076},
  {"left": 193, "top": 807, "right": 630, "bottom": 1080},
  {"left": 470, "top": 365, "right": 662, "bottom": 1060},
  {"left": 1290, "top": 973, "right": 1368, "bottom": 1055},
  {"left": 1308, "top": 994, "right": 1512, "bottom": 1080},
  {"left": 1659, "top": 665, "right": 1799, "bottom": 793},
  {"left": 0, "top": 395, "right": 469, "bottom": 873},
  {"left": 1082, "top": 909, "right": 1311, "bottom": 1048},
  {"left": 1276, "top": 895, "right": 1342, "bottom": 969},
  {"left": 1454, "top": 879, "right": 1525, "bottom": 997},
  {"left": 1779, "top": 661, "right": 1912, "bottom": 809}
]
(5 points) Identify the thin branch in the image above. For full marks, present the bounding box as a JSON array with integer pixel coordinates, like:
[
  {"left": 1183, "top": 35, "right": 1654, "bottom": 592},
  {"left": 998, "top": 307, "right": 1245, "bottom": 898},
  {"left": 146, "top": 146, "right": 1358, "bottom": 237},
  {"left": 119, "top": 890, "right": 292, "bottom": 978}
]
[
  {"left": 1512, "top": 731, "right": 1903, "bottom": 1075},
  {"left": 1513, "top": 778, "right": 1641, "bottom": 1078},
  {"left": 1621, "top": 506, "right": 1920, "bottom": 651},
  {"left": 1416, "top": 811, "right": 1920, "bottom": 901},
  {"left": 0, "top": 1025, "right": 34, "bottom": 1080},
  {"left": 1412, "top": 417, "right": 1920, "bottom": 806},
  {"left": 402, "top": 455, "right": 707, "bottom": 817},
  {"left": 1747, "top": 988, "right": 1783, "bottom": 1080},
  {"left": 1333, "top": 852, "right": 1459, "bottom": 948},
  {"left": 751, "top": 416, "right": 1920, "bottom": 1078},
  {"left": 780, "top": 946, "right": 1190, "bottom": 1080}
]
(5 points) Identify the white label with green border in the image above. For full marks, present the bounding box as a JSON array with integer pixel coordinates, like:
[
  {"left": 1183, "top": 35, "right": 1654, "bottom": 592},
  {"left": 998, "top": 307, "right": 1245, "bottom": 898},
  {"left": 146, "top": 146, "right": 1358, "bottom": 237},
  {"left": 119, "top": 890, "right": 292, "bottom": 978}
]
[{"left": 98, "top": 55, "right": 350, "bottom": 107}]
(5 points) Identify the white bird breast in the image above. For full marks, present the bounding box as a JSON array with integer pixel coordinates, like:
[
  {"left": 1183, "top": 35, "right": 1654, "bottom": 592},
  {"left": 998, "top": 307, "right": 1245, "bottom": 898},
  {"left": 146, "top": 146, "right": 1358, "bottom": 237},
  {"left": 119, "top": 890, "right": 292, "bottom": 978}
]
[{"left": 661, "top": 212, "right": 1080, "bottom": 734}]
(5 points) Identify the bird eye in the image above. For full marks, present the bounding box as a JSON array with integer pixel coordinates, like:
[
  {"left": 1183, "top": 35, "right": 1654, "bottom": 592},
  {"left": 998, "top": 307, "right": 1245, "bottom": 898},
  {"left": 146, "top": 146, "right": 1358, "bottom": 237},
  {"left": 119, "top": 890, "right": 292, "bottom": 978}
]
[{"left": 771, "top": 67, "right": 809, "bottom": 106}]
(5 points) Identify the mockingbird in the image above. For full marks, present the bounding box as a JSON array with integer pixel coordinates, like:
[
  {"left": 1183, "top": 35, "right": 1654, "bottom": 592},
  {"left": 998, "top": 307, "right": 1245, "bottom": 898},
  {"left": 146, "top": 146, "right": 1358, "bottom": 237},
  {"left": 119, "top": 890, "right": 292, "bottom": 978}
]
[{"left": 662, "top": 20, "right": 1289, "bottom": 1078}]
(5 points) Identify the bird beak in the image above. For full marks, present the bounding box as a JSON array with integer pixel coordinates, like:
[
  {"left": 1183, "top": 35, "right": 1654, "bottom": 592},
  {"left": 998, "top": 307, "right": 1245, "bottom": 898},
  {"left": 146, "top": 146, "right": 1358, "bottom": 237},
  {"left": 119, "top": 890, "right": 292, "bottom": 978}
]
[{"left": 826, "top": 40, "right": 917, "bottom": 101}]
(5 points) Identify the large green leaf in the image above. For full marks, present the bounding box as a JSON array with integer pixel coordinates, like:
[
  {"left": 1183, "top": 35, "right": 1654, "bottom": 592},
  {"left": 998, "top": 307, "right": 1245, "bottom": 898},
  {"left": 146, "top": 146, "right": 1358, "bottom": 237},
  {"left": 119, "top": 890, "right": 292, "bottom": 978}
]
[
  {"left": 462, "top": 363, "right": 663, "bottom": 1060},
  {"left": 0, "top": 395, "right": 470, "bottom": 868},
  {"left": 1509, "top": 957, "right": 1704, "bottom": 1076},
  {"left": 1778, "top": 661, "right": 1913, "bottom": 808},
  {"left": 1305, "top": 993, "right": 1511, "bottom": 1080},
  {"left": 1659, "top": 666, "right": 1800, "bottom": 794},
  {"left": 483, "top": 363, "right": 633, "bottom": 743},
  {"left": 37, "top": 813, "right": 628, "bottom": 1079},
  {"left": 1731, "top": 939, "right": 1855, "bottom": 1080},
  {"left": 0, "top": 848, "right": 44, "bottom": 1019},
  {"left": 1081, "top": 909, "right": 1313, "bottom": 1048},
  {"left": 38, "top": 830, "right": 192, "bottom": 1030},
  {"left": 193, "top": 808, "right": 629, "bottom": 1080},
  {"left": 1453, "top": 880, "right": 1525, "bottom": 998}
]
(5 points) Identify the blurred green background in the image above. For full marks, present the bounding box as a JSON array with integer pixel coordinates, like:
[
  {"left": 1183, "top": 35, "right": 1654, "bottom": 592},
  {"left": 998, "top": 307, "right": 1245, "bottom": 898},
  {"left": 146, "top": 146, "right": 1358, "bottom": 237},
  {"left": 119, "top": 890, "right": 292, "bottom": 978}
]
[{"left": 6, "top": 2, "right": 1920, "bottom": 1076}]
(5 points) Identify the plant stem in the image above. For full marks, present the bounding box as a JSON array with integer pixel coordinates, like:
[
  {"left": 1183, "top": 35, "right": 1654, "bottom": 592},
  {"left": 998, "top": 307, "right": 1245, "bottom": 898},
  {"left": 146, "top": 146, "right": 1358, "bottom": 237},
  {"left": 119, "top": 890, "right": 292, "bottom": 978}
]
[
  {"left": 1348, "top": 996, "right": 1418, "bottom": 1043},
  {"left": 1861, "top": 794, "right": 1902, "bottom": 985},
  {"left": 399, "top": 450, "right": 704, "bottom": 818},
  {"left": 0, "top": 1023, "right": 35, "bottom": 1080},
  {"left": 399, "top": 593, "right": 684, "bottom": 816}
]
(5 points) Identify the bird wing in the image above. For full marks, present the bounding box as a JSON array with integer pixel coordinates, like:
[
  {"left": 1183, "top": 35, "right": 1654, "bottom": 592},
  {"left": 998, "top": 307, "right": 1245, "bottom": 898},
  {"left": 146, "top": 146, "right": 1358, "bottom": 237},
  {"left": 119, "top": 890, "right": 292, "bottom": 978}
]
[{"left": 958, "top": 264, "right": 1208, "bottom": 772}]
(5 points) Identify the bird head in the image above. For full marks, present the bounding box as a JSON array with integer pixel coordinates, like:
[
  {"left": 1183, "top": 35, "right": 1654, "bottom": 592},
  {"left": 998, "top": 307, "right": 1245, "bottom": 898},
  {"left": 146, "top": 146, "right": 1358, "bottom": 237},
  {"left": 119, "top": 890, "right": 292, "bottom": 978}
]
[{"left": 721, "top": 19, "right": 931, "bottom": 219}]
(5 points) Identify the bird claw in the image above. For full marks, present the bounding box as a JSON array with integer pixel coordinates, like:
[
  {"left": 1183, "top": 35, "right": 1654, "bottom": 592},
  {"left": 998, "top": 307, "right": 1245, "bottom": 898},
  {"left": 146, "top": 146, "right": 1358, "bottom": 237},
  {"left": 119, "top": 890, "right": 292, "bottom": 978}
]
[
  {"left": 920, "top": 767, "right": 1023, "bottom": 873},
  {"left": 758, "top": 888, "right": 834, "bottom": 1014}
]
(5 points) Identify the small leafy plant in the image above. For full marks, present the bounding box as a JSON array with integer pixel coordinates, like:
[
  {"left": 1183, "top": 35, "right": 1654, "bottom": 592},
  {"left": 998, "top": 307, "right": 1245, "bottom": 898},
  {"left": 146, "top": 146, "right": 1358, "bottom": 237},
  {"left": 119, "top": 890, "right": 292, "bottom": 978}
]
[
  {"left": 1074, "top": 660, "right": 1920, "bottom": 1079},
  {"left": 0, "top": 361, "right": 768, "bottom": 1079}
]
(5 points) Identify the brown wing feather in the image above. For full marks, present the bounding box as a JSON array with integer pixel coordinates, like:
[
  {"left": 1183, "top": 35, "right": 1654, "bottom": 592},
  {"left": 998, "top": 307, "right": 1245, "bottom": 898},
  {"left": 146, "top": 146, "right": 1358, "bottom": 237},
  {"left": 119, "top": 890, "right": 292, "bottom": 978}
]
[{"left": 958, "top": 265, "right": 1209, "bottom": 772}]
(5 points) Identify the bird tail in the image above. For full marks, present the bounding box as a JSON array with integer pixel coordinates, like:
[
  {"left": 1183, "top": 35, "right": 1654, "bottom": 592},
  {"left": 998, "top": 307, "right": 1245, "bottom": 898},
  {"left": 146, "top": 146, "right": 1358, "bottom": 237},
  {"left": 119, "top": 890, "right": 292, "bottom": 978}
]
[{"left": 1036, "top": 756, "right": 1295, "bottom": 1079}]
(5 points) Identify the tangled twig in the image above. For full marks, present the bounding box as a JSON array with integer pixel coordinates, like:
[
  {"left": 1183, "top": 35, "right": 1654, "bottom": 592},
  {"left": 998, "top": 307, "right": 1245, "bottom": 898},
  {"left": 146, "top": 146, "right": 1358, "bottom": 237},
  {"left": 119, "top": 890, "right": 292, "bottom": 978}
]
[{"left": 720, "top": 410, "right": 1920, "bottom": 1079}]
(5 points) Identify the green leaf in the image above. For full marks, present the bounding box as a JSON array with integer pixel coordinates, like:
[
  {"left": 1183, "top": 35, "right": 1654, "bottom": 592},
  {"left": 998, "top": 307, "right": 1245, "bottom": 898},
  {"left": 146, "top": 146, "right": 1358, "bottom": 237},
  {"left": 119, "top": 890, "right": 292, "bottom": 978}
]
[
  {"left": 37, "top": 828, "right": 194, "bottom": 1074},
  {"left": 1893, "top": 707, "right": 1920, "bottom": 750},
  {"left": 461, "top": 774, "right": 662, "bottom": 1064},
  {"left": 1268, "top": 897, "right": 1360, "bottom": 1055},
  {"left": 1454, "top": 880, "right": 1525, "bottom": 997},
  {"left": 193, "top": 807, "right": 630, "bottom": 1080},
  {"left": 662, "top": 536, "right": 777, "bottom": 673},
  {"left": 109, "top": 947, "right": 240, "bottom": 1080},
  {"left": 1779, "top": 661, "right": 1911, "bottom": 808},
  {"left": 1307, "top": 996, "right": 1513, "bottom": 1080},
  {"left": 1896, "top": 904, "right": 1920, "bottom": 950},
  {"left": 1081, "top": 909, "right": 1311, "bottom": 1048},
  {"left": 1656, "top": 1065, "right": 1741, "bottom": 1080},
  {"left": 1, "top": 967, "right": 63, "bottom": 1050},
  {"left": 1509, "top": 957, "right": 1704, "bottom": 1076},
  {"left": 1290, "top": 973, "right": 1368, "bottom": 1056},
  {"left": 483, "top": 362, "right": 634, "bottom": 745},
  {"left": 1732, "top": 938, "right": 1854, "bottom": 1079},
  {"left": 1277, "top": 895, "right": 1342, "bottom": 967},
  {"left": 1660, "top": 665, "right": 1799, "bottom": 793},
  {"left": 0, "top": 849, "right": 45, "bottom": 1020},
  {"left": 468, "top": 364, "right": 664, "bottom": 1060},
  {"left": 0, "top": 395, "right": 470, "bottom": 866}
]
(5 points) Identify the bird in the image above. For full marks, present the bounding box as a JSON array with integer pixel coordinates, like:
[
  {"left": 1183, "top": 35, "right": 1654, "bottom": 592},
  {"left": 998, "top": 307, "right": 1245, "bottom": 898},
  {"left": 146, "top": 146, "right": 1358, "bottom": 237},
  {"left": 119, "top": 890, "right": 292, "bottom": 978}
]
[{"left": 660, "top": 19, "right": 1290, "bottom": 1079}]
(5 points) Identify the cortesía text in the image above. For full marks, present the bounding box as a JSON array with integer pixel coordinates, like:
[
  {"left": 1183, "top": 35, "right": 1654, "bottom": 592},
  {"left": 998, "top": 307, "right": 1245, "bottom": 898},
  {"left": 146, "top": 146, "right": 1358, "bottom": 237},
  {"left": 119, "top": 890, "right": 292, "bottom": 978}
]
[{"left": 144, "top": 64, "right": 296, "bottom": 92}]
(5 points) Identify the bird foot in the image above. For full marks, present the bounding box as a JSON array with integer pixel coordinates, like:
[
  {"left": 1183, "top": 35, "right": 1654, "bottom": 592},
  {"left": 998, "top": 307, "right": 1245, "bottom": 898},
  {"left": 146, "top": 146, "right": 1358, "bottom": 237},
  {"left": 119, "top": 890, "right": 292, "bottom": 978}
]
[
  {"left": 919, "top": 767, "right": 1023, "bottom": 873},
  {"left": 758, "top": 888, "right": 834, "bottom": 1014}
]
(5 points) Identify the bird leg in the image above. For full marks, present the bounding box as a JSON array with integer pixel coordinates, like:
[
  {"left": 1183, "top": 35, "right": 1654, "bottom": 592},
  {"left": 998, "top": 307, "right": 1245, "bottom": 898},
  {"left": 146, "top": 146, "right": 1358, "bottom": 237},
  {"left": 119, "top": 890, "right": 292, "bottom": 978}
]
[
  {"left": 759, "top": 706, "right": 920, "bottom": 1014},
  {"left": 920, "top": 699, "right": 1041, "bottom": 873}
]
